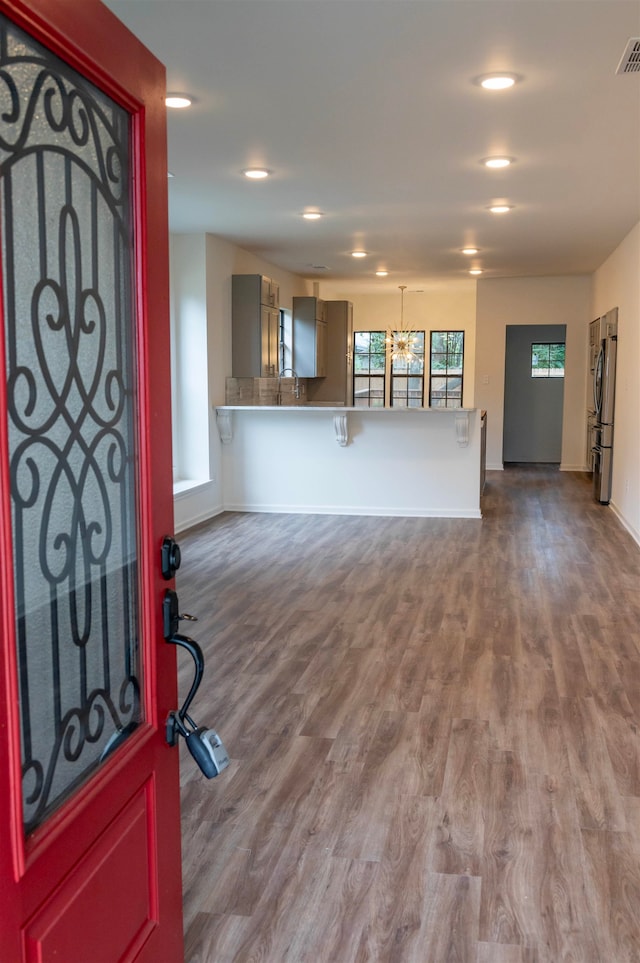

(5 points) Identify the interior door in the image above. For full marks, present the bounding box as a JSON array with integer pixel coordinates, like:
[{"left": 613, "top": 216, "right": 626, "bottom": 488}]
[
  {"left": 502, "top": 323, "right": 566, "bottom": 464},
  {"left": 0, "top": 1, "right": 184, "bottom": 960}
]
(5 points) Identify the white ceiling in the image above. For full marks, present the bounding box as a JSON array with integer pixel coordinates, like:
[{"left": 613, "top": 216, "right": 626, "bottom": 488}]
[{"left": 104, "top": 0, "right": 640, "bottom": 292}]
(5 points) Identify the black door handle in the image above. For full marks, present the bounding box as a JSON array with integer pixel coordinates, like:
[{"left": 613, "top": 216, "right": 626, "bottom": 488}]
[
  {"left": 162, "top": 589, "right": 230, "bottom": 779},
  {"left": 163, "top": 590, "right": 205, "bottom": 737}
]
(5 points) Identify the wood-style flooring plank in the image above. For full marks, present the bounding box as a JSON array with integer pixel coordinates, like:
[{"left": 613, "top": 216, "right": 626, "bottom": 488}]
[
  {"left": 412, "top": 872, "right": 482, "bottom": 963},
  {"left": 478, "top": 750, "right": 534, "bottom": 946},
  {"left": 526, "top": 772, "right": 602, "bottom": 962},
  {"left": 428, "top": 718, "right": 490, "bottom": 876},
  {"left": 581, "top": 827, "right": 640, "bottom": 963},
  {"left": 560, "top": 695, "right": 628, "bottom": 831},
  {"left": 332, "top": 710, "right": 413, "bottom": 862},
  {"left": 476, "top": 943, "right": 539, "bottom": 963},
  {"left": 357, "top": 794, "right": 439, "bottom": 959},
  {"left": 269, "top": 855, "right": 379, "bottom": 963}
]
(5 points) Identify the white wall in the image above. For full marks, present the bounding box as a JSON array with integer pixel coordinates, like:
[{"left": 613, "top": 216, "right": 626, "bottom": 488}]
[
  {"left": 474, "top": 276, "right": 592, "bottom": 472},
  {"left": 171, "top": 233, "right": 310, "bottom": 532},
  {"left": 319, "top": 281, "right": 477, "bottom": 408},
  {"left": 592, "top": 221, "right": 640, "bottom": 542},
  {"left": 170, "top": 234, "right": 209, "bottom": 484}
]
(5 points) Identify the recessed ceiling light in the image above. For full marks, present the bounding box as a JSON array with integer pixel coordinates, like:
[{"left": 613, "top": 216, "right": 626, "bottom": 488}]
[
  {"left": 165, "top": 95, "right": 192, "bottom": 109},
  {"left": 482, "top": 156, "right": 514, "bottom": 169},
  {"left": 351, "top": 250, "right": 367, "bottom": 258},
  {"left": 302, "top": 211, "right": 323, "bottom": 220},
  {"left": 469, "top": 269, "right": 483, "bottom": 275},
  {"left": 476, "top": 73, "right": 519, "bottom": 90},
  {"left": 242, "top": 168, "right": 271, "bottom": 179},
  {"left": 376, "top": 270, "right": 389, "bottom": 276},
  {"left": 461, "top": 247, "right": 479, "bottom": 255},
  {"left": 488, "top": 204, "right": 514, "bottom": 214}
]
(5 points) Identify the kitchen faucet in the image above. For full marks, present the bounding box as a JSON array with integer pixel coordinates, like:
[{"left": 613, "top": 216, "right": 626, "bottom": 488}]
[{"left": 279, "top": 368, "right": 301, "bottom": 399}]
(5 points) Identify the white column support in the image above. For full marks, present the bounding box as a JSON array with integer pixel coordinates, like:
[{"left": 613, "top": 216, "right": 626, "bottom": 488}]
[
  {"left": 333, "top": 413, "right": 349, "bottom": 447},
  {"left": 216, "top": 409, "right": 233, "bottom": 444},
  {"left": 455, "top": 411, "right": 470, "bottom": 447}
]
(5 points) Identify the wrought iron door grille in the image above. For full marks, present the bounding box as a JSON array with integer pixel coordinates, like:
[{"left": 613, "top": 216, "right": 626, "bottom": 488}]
[{"left": 0, "top": 16, "right": 142, "bottom": 834}]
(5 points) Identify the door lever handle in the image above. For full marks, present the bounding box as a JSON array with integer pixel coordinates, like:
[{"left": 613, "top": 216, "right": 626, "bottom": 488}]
[
  {"left": 165, "top": 632, "right": 204, "bottom": 736},
  {"left": 163, "top": 589, "right": 230, "bottom": 779}
]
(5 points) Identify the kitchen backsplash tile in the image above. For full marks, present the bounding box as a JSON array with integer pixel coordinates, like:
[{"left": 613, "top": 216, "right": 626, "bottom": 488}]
[{"left": 225, "top": 377, "right": 307, "bottom": 406}]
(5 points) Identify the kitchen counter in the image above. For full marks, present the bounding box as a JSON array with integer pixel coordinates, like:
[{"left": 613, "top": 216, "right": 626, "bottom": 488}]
[
  {"left": 214, "top": 405, "right": 483, "bottom": 518},
  {"left": 217, "top": 404, "right": 476, "bottom": 411},
  {"left": 216, "top": 404, "right": 476, "bottom": 448}
]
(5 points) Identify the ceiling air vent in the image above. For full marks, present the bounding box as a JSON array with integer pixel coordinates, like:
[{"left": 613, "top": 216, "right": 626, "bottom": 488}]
[{"left": 616, "top": 38, "right": 640, "bottom": 74}]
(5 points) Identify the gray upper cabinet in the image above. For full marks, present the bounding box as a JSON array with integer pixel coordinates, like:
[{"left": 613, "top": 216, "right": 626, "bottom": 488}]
[
  {"left": 306, "top": 300, "right": 353, "bottom": 405},
  {"left": 292, "top": 296, "right": 327, "bottom": 378},
  {"left": 232, "top": 274, "right": 280, "bottom": 377},
  {"left": 260, "top": 275, "right": 280, "bottom": 309}
]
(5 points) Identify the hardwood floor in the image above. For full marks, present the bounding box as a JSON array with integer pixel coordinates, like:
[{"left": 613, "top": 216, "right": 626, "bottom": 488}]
[{"left": 175, "top": 466, "right": 640, "bottom": 963}]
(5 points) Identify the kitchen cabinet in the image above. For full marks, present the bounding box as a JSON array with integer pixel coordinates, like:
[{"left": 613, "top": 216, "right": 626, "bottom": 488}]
[
  {"left": 306, "top": 300, "right": 353, "bottom": 405},
  {"left": 260, "top": 275, "right": 280, "bottom": 308},
  {"left": 292, "top": 296, "right": 327, "bottom": 378},
  {"left": 232, "top": 274, "right": 280, "bottom": 377}
]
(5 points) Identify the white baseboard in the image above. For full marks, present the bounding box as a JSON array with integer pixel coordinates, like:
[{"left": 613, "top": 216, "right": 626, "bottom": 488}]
[
  {"left": 559, "top": 464, "right": 588, "bottom": 472},
  {"left": 221, "top": 502, "right": 482, "bottom": 519},
  {"left": 486, "top": 463, "right": 504, "bottom": 471},
  {"left": 174, "top": 503, "right": 224, "bottom": 533},
  {"left": 609, "top": 501, "right": 640, "bottom": 549}
]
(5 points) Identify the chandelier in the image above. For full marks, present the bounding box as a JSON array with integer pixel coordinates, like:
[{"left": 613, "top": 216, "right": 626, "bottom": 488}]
[{"left": 385, "top": 285, "right": 422, "bottom": 366}]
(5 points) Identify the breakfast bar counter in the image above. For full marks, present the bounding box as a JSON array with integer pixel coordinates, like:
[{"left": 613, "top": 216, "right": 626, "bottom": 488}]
[{"left": 215, "top": 405, "right": 484, "bottom": 518}]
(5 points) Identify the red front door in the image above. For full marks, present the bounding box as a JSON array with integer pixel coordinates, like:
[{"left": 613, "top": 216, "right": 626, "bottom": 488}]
[{"left": 0, "top": 1, "right": 184, "bottom": 959}]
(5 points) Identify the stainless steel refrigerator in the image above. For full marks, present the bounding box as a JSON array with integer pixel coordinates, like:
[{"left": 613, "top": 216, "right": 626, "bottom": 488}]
[{"left": 592, "top": 308, "right": 618, "bottom": 504}]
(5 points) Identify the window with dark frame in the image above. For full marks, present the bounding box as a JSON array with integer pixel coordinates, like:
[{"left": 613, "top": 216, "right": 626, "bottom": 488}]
[
  {"left": 390, "top": 331, "right": 425, "bottom": 407},
  {"left": 353, "top": 331, "right": 386, "bottom": 407},
  {"left": 429, "top": 330, "right": 464, "bottom": 408},
  {"left": 531, "top": 342, "right": 565, "bottom": 378}
]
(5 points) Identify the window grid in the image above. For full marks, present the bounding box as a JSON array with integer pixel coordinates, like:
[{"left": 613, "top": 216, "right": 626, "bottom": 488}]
[
  {"left": 531, "top": 342, "right": 565, "bottom": 378},
  {"left": 353, "top": 331, "right": 386, "bottom": 407},
  {"left": 429, "top": 330, "right": 464, "bottom": 408},
  {"left": 390, "top": 331, "right": 425, "bottom": 407}
]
